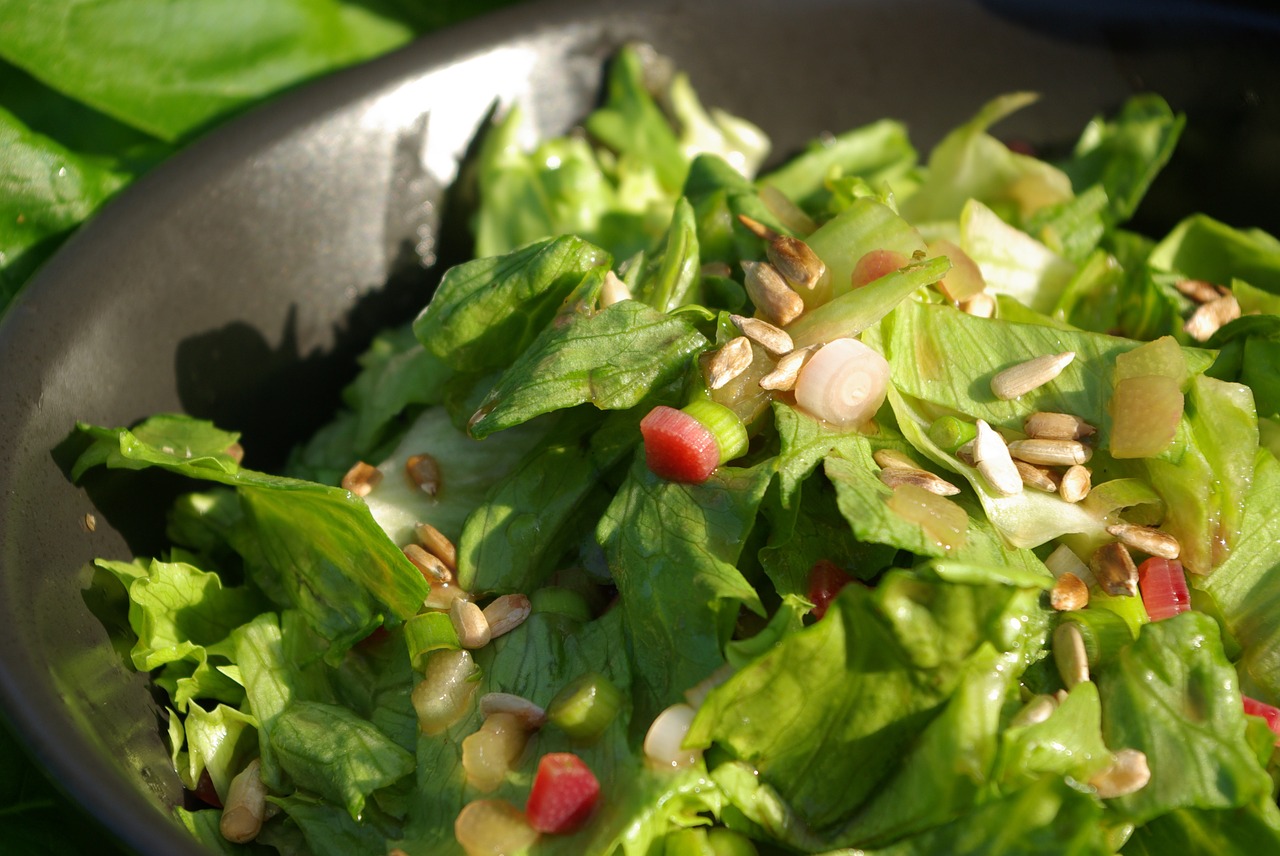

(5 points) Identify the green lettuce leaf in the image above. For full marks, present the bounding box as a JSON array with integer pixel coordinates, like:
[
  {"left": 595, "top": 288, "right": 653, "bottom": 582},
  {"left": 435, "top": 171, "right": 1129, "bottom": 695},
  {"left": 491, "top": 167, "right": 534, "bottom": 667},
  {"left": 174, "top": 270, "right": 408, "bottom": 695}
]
[
  {"left": 900, "top": 92, "right": 1073, "bottom": 225},
  {"left": 1095, "top": 612, "right": 1272, "bottom": 825},
  {"left": 994, "top": 680, "right": 1113, "bottom": 789},
  {"left": 457, "top": 408, "right": 639, "bottom": 594},
  {"left": 175, "top": 701, "right": 258, "bottom": 801},
  {"left": 959, "top": 198, "right": 1075, "bottom": 314},
  {"left": 412, "top": 235, "right": 611, "bottom": 373},
  {"left": 760, "top": 119, "right": 917, "bottom": 215},
  {"left": 0, "top": 0, "right": 417, "bottom": 142},
  {"left": 270, "top": 700, "right": 414, "bottom": 821},
  {"left": 687, "top": 570, "right": 1046, "bottom": 841},
  {"left": 597, "top": 457, "right": 772, "bottom": 724},
  {"left": 801, "top": 197, "right": 926, "bottom": 302},
  {"left": 1060, "top": 93, "right": 1184, "bottom": 226},
  {"left": 1145, "top": 375, "right": 1257, "bottom": 575},
  {"left": 633, "top": 197, "right": 701, "bottom": 312},
  {"left": 585, "top": 46, "right": 689, "bottom": 195},
  {"left": 359, "top": 404, "right": 553, "bottom": 548},
  {"left": 1123, "top": 800, "right": 1280, "bottom": 855},
  {"left": 0, "top": 105, "right": 128, "bottom": 303},
  {"left": 1198, "top": 449, "right": 1280, "bottom": 702},
  {"left": 267, "top": 794, "right": 397, "bottom": 856},
  {"left": 816, "top": 778, "right": 1111, "bottom": 855},
  {"left": 467, "top": 294, "right": 706, "bottom": 438},
  {"left": 1207, "top": 314, "right": 1280, "bottom": 422},
  {"left": 74, "top": 415, "right": 430, "bottom": 657},
  {"left": 1148, "top": 214, "right": 1280, "bottom": 295}
]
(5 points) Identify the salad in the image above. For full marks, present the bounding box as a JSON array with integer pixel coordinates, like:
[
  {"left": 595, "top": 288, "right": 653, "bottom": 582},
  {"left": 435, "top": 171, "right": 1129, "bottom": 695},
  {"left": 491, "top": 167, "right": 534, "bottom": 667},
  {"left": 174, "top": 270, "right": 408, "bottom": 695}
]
[{"left": 72, "top": 44, "right": 1280, "bottom": 855}]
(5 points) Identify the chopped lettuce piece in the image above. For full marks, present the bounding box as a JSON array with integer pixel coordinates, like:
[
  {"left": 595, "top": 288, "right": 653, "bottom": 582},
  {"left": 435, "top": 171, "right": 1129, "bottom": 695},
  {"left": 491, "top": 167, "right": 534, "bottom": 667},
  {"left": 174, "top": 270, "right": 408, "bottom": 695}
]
[
  {"left": 75, "top": 415, "right": 430, "bottom": 658},
  {"left": 760, "top": 119, "right": 917, "bottom": 215},
  {"left": 1096, "top": 612, "right": 1272, "bottom": 824},
  {"left": 900, "top": 92, "right": 1073, "bottom": 225},
  {"left": 270, "top": 700, "right": 414, "bottom": 821},
  {"left": 687, "top": 571, "right": 1046, "bottom": 841},
  {"left": 413, "top": 235, "right": 611, "bottom": 373},
  {"left": 1060, "top": 94, "right": 1184, "bottom": 226},
  {"left": 597, "top": 457, "right": 772, "bottom": 723}
]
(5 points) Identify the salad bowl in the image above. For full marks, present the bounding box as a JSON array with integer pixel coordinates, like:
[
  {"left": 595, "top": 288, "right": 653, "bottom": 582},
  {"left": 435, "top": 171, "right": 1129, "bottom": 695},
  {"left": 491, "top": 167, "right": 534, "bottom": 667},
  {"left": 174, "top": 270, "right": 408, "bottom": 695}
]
[{"left": 0, "top": 0, "right": 1278, "bottom": 853}]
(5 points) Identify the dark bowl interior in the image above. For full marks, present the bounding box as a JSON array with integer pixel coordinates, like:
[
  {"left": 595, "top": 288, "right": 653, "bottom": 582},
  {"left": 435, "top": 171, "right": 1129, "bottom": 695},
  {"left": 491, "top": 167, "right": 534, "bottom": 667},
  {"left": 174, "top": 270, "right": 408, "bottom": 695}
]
[{"left": 1, "top": 0, "right": 1278, "bottom": 853}]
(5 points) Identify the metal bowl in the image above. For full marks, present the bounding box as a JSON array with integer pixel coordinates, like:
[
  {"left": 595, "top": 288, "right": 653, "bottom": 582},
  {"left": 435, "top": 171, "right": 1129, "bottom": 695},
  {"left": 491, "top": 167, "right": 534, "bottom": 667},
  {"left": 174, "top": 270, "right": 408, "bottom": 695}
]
[{"left": 1, "top": 0, "right": 1276, "bottom": 852}]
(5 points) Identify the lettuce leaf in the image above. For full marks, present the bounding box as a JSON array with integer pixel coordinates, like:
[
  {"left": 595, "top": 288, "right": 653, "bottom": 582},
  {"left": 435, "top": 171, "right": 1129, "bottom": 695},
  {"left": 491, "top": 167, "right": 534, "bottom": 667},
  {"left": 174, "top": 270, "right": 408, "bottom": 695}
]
[
  {"left": 687, "top": 570, "right": 1047, "bottom": 841},
  {"left": 1095, "top": 612, "right": 1272, "bottom": 825},
  {"left": 1060, "top": 94, "right": 1184, "bottom": 226},
  {"left": 467, "top": 294, "right": 705, "bottom": 439},
  {"left": 74, "top": 415, "right": 430, "bottom": 657},
  {"left": 413, "top": 235, "right": 611, "bottom": 373},
  {"left": 597, "top": 457, "right": 772, "bottom": 724}
]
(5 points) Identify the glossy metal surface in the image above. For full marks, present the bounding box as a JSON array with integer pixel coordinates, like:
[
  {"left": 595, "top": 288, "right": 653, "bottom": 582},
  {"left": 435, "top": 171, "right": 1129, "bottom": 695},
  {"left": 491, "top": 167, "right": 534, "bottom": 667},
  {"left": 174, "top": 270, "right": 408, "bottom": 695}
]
[{"left": 0, "top": 0, "right": 1276, "bottom": 852}]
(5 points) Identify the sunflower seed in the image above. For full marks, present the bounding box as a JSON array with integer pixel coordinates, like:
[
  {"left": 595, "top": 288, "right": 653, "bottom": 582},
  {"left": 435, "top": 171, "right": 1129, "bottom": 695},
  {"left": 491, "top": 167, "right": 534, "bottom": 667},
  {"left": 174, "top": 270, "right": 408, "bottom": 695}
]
[
  {"left": 451, "top": 599, "right": 491, "bottom": 649},
  {"left": 424, "top": 583, "right": 469, "bottom": 610},
  {"left": 990, "top": 352, "right": 1076, "bottom": 400},
  {"left": 706, "top": 336, "right": 755, "bottom": 389},
  {"left": 700, "top": 261, "right": 732, "bottom": 279},
  {"left": 404, "top": 543, "right": 452, "bottom": 585},
  {"left": 1023, "top": 411, "right": 1096, "bottom": 441},
  {"left": 1091, "top": 542, "right": 1139, "bottom": 597},
  {"left": 1106, "top": 523, "right": 1181, "bottom": 560},
  {"left": 220, "top": 758, "right": 265, "bottom": 844},
  {"left": 1053, "top": 622, "right": 1090, "bottom": 688},
  {"left": 1010, "top": 694, "right": 1059, "bottom": 728},
  {"left": 1014, "top": 459, "right": 1060, "bottom": 492},
  {"left": 742, "top": 260, "right": 806, "bottom": 325},
  {"left": 479, "top": 692, "right": 547, "bottom": 730},
  {"left": 873, "top": 449, "right": 920, "bottom": 471},
  {"left": 414, "top": 522, "right": 457, "bottom": 571},
  {"left": 342, "top": 461, "right": 382, "bottom": 496},
  {"left": 1050, "top": 572, "right": 1090, "bottom": 611},
  {"left": 736, "top": 213, "right": 777, "bottom": 240},
  {"left": 878, "top": 467, "right": 962, "bottom": 497},
  {"left": 767, "top": 235, "right": 826, "bottom": 290},
  {"left": 483, "top": 594, "right": 532, "bottom": 639},
  {"left": 1090, "top": 749, "right": 1151, "bottom": 798},
  {"left": 1059, "top": 465, "right": 1092, "bottom": 503},
  {"left": 1184, "top": 294, "right": 1241, "bottom": 341},
  {"left": 972, "top": 419, "right": 1023, "bottom": 496},
  {"left": 758, "top": 345, "right": 813, "bottom": 391},
  {"left": 83, "top": 513, "right": 96, "bottom": 532},
  {"left": 405, "top": 453, "right": 441, "bottom": 496},
  {"left": 960, "top": 292, "right": 996, "bottom": 318},
  {"left": 1007, "top": 438, "right": 1093, "bottom": 466},
  {"left": 599, "top": 270, "right": 632, "bottom": 307},
  {"left": 730, "top": 314, "right": 794, "bottom": 355},
  {"left": 1174, "top": 278, "right": 1226, "bottom": 304}
]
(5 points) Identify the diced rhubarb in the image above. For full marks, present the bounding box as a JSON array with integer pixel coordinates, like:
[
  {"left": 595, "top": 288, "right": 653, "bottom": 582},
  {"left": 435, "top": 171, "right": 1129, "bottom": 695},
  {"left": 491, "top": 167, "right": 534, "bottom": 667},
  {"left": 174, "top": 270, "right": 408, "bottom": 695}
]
[
  {"left": 525, "top": 752, "right": 600, "bottom": 834},
  {"left": 807, "top": 559, "right": 855, "bottom": 620},
  {"left": 192, "top": 768, "right": 222, "bottom": 809},
  {"left": 640, "top": 405, "right": 720, "bottom": 483},
  {"left": 1243, "top": 696, "right": 1280, "bottom": 745},
  {"left": 1137, "top": 557, "right": 1191, "bottom": 622},
  {"left": 851, "top": 249, "right": 908, "bottom": 289}
]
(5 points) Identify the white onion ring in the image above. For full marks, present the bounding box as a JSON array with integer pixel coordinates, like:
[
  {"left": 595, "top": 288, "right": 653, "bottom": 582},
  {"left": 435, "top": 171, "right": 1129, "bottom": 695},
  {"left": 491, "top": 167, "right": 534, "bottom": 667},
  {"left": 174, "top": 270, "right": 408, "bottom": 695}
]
[{"left": 793, "top": 337, "right": 890, "bottom": 428}]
